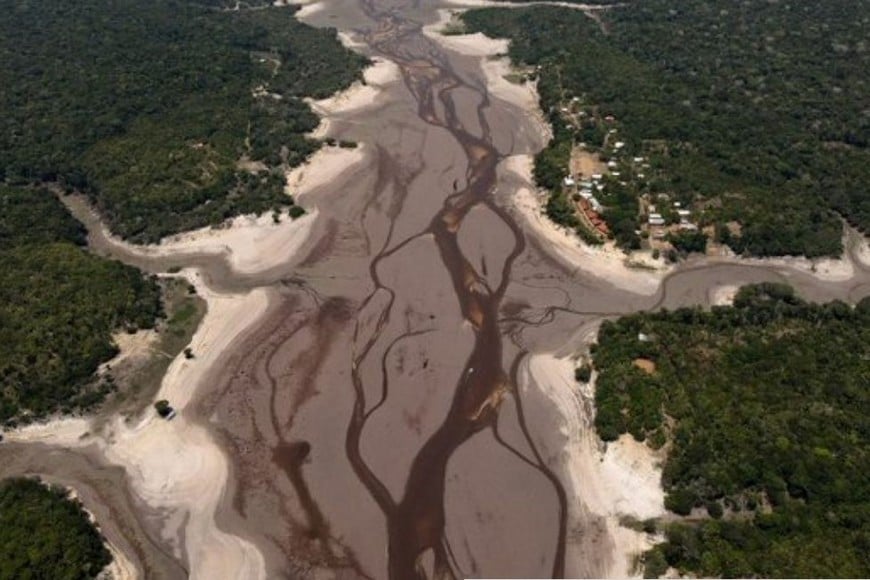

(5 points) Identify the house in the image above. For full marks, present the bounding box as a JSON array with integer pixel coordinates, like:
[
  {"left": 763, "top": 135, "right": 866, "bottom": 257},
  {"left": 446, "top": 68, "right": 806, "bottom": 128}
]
[
  {"left": 677, "top": 209, "right": 691, "bottom": 218},
  {"left": 607, "top": 160, "right": 618, "bottom": 169},
  {"left": 648, "top": 212, "right": 665, "bottom": 226},
  {"left": 614, "top": 141, "right": 626, "bottom": 149},
  {"left": 591, "top": 173, "right": 603, "bottom": 180},
  {"left": 563, "top": 176, "right": 575, "bottom": 187},
  {"left": 633, "top": 157, "right": 645, "bottom": 163}
]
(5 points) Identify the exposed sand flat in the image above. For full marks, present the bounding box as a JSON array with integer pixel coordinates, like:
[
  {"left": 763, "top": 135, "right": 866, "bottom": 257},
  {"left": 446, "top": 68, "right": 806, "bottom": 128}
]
[
  {"left": 4, "top": 417, "right": 92, "bottom": 446},
  {"left": 64, "top": 199, "right": 320, "bottom": 278},
  {"left": 100, "top": 272, "right": 271, "bottom": 579},
  {"left": 423, "top": 11, "right": 541, "bottom": 112},
  {"left": 443, "top": 0, "right": 613, "bottom": 9},
  {"left": 5, "top": 271, "right": 272, "bottom": 579},
  {"left": 104, "top": 417, "right": 266, "bottom": 580},
  {"left": 295, "top": 1, "right": 325, "bottom": 18},
  {"left": 710, "top": 284, "right": 740, "bottom": 306},
  {"left": 112, "top": 271, "right": 269, "bottom": 577},
  {"left": 742, "top": 254, "right": 855, "bottom": 282},
  {"left": 6, "top": 2, "right": 868, "bottom": 580},
  {"left": 424, "top": 20, "right": 665, "bottom": 295},
  {"left": 159, "top": 211, "right": 320, "bottom": 276},
  {"left": 855, "top": 234, "right": 870, "bottom": 268},
  {"left": 306, "top": 56, "right": 401, "bottom": 139},
  {"left": 104, "top": 541, "right": 137, "bottom": 580},
  {"left": 285, "top": 145, "right": 368, "bottom": 199},
  {"left": 425, "top": 29, "right": 509, "bottom": 58},
  {"left": 98, "top": 329, "right": 159, "bottom": 376},
  {"left": 520, "top": 352, "right": 664, "bottom": 578},
  {"left": 508, "top": 159, "right": 667, "bottom": 295}
]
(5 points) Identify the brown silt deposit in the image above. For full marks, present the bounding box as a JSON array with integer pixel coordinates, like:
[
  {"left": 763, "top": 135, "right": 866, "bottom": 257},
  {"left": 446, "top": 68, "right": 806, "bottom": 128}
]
[{"left": 5, "top": 1, "right": 870, "bottom": 579}]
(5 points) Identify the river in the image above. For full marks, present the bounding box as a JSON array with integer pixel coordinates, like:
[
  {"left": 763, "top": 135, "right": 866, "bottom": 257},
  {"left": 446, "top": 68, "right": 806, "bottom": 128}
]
[{"left": 2, "top": 0, "right": 868, "bottom": 578}]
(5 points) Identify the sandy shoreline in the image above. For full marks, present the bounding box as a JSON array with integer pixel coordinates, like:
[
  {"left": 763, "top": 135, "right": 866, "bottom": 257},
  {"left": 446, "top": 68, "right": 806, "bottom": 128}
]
[
  {"left": 520, "top": 352, "right": 665, "bottom": 577},
  {"left": 4, "top": 27, "right": 400, "bottom": 579},
  {"left": 6, "top": 272, "right": 272, "bottom": 579},
  {"left": 6, "top": 2, "right": 867, "bottom": 578},
  {"left": 425, "top": 16, "right": 665, "bottom": 577},
  {"left": 305, "top": 37, "right": 401, "bottom": 140},
  {"left": 427, "top": 7, "right": 868, "bottom": 292},
  {"left": 443, "top": 0, "right": 611, "bottom": 9},
  {"left": 424, "top": 16, "right": 669, "bottom": 297}
]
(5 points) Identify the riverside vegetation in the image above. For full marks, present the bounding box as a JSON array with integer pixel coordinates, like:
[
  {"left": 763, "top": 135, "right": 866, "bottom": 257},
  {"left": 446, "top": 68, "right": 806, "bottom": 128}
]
[
  {"left": 0, "top": 0, "right": 366, "bottom": 242},
  {"left": 463, "top": 0, "right": 868, "bottom": 257},
  {"left": 592, "top": 284, "right": 870, "bottom": 577},
  {"left": 0, "top": 187, "right": 162, "bottom": 424},
  {"left": 0, "top": 0, "right": 367, "bottom": 419},
  {"left": 0, "top": 477, "right": 112, "bottom": 579}
]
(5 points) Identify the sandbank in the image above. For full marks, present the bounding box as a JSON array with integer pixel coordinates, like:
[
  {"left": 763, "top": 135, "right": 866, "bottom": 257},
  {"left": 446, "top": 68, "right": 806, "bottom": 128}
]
[
  {"left": 306, "top": 55, "right": 402, "bottom": 139},
  {"left": 425, "top": 16, "right": 664, "bottom": 294},
  {"left": 742, "top": 253, "right": 855, "bottom": 283},
  {"left": 294, "top": 1, "right": 324, "bottom": 18},
  {"left": 103, "top": 542, "right": 137, "bottom": 580},
  {"left": 710, "top": 284, "right": 740, "bottom": 306},
  {"left": 103, "top": 272, "right": 272, "bottom": 580},
  {"left": 521, "top": 352, "right": 664, "bottom": 577},
  {"left": 4, "top": 271, "right": 272, "bottom": 579},
  {"left": 506, "top": 156, "right": 667, "bottom": 294},
  {"left": 442, "top": 0, "right": 610, "bottom": 10},
  {"left": 285, "top": 144, "right": 368, "bottom": 200},
  {"left": 423, "top": 11, "right": 542, "bottom": 114}
]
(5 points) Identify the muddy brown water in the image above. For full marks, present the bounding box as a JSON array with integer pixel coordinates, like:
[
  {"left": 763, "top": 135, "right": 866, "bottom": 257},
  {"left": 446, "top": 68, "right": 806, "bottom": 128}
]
[{"left": 4, "top": 1, "right": 870, "bottom": 578}]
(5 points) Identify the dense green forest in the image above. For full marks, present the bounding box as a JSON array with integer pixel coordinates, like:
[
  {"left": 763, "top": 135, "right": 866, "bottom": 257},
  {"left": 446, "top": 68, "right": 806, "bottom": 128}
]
[
  {"left": 0, "top": 0, "right": 366, "bottom": 242},
  {"left": 463, "top": 0, "right": 869, "bottom": 256},
  {"left": 0, "top": 477, "right": 111, "bottom": 579},
  {"left": 592, "top": 284, "right": 870, "bottom": 577},
  {"left": 0, "top": 187, "right": 162, "bottom": 424}
]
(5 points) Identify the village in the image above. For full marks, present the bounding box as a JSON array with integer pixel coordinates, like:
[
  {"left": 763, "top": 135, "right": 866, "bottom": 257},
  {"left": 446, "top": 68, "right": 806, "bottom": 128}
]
[{"left": 553, "top": 97, "right": 711, "bottom": 259}]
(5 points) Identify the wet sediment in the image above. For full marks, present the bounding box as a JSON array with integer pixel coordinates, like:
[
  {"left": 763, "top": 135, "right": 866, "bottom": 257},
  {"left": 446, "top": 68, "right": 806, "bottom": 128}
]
[{"left": 3, "top": 1, "right": 869, "bottom": 578}]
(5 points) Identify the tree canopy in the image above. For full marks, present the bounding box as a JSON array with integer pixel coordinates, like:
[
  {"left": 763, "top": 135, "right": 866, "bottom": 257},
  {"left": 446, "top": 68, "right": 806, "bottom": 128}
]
[
  {"left": 0, "top": 478, "right": 112, "bottom": 580},
  {"left": 463, "top": 0, "right": 868, "bottom": 257},
  {"left": 0, "top": 0, "right": 366, "bottom": 242},
  {"left": 592, "top": 284, "right": 870, "bottom": 577},
  {"left": 0, "top": 187, "right": 162, "bottom": 424}
]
